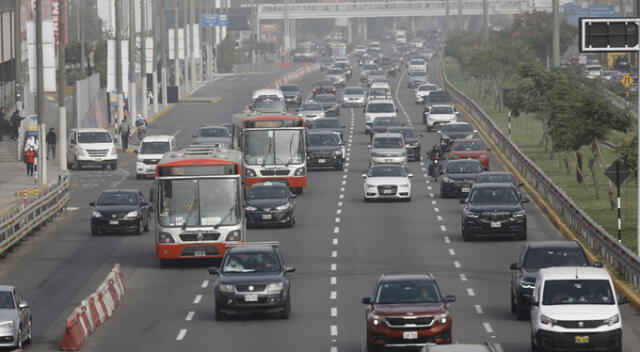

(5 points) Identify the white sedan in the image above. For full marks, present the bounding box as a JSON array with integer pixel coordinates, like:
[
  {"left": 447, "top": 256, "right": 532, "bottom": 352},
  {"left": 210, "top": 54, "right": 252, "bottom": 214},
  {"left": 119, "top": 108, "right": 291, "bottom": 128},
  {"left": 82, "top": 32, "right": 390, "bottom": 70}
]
[
  {"left": 415, "top": 83, "right": 438, "bottom": 104},
  {"left": 362, "top": 165, "right": 413, "bottom": 201}
]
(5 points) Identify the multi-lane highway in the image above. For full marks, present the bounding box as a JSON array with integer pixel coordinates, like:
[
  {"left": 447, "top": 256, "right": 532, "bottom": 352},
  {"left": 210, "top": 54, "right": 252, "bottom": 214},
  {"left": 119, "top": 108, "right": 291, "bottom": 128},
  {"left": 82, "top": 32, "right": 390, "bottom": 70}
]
[{"left": 2, "top": 58, "right": 640, "bottom": 352}]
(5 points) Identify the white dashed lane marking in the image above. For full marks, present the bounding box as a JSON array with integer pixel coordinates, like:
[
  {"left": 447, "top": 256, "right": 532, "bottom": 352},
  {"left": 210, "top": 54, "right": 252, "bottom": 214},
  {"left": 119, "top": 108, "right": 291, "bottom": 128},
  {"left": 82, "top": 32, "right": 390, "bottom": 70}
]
[
  {"left": 440, "top": 225, "right": 447, "bottom": 232},
  {"left": 330, "top": 325, "right": 338, "bottom": 336},
  {"left": 454, "top": 261, "right": 461, "bottom": 268},
  {"left": 201, "top": 280, "right": 209, "bottom": 288},
  {"left": 185, "top": 311, "right": 195, "bottom": 321},
  {"left": 467, "top": 288, "right": 476, "bottom": 296},
  {"left": 330, "top": 291, "right": 337, "bottom": 299},
  {"left": 193, "top": 295, "right": 202, "bottom": 304},
  {"left": 483, "top": 322, "right": 494, "bottom": 333},
  {"left": 448, "top": 248, "right": 456, "bottom": 256},
  {"left": 331, "top": 276, "right": 337, "bottom": 285},
  {"left": 460, "top": 274, "right": 468, "bottom": 281},
  {"left": 176, "top": 329, "right": 187, "bottom": 341},
  {"left": 331, "top": 263, "right": 337, "bottom": 271},
  {"left": 444, "top": 236, "right": 450, "bottom": 244},
  {"left": 475, "top": 305, "right": 484, "bottom": 314},
  {"left": 331, "top": 307, "right": 338, "bottom": 317}
]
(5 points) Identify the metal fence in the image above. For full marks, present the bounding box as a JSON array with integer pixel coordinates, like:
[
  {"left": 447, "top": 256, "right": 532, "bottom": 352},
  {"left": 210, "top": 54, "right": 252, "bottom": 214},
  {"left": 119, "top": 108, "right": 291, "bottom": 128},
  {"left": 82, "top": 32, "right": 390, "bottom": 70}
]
[
  {"left": 439, "top": 63, "right": 640, "bottom": 289},
  {"left": 0, "top": 174, "right": 70, "bottom": 256}
]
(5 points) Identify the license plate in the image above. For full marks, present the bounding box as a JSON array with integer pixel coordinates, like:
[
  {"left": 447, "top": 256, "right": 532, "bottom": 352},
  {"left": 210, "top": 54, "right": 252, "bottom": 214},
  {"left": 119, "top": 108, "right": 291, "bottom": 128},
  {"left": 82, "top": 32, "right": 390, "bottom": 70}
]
[
  {"left": 461, "top": 187, "right": 470, "bottom": 193},
  {"left": 194, "top": 250, "right": 206, "bottom": 257},
  {"left": 491, "top": 221, "right": 502, "bottom": 228},
  {"left": 95, "top": 158, "right": 103, "bottom": 162},
  {"left": 575, "top": 336, "right": 589, "bottom": 344},
  {"left": 403, "top": 331, "right": 418, "bottom": 340},
  {"left": 318, "top": 159, "right": 326, "bottom": 163},
  {"left": 244, "top": 294, "right": 258, "bottom": 302},
  {"left": 385, "top": 159, "right": 394, "bottom": 163},
  {"left": 383, "top": 190, "right": 393, "bottom": 194},
  {"left": 109, "top": 220, "right": 119, "bottom": 225},
  {"left": 262, "top": 214, "right": 272, "bottom": 220}
]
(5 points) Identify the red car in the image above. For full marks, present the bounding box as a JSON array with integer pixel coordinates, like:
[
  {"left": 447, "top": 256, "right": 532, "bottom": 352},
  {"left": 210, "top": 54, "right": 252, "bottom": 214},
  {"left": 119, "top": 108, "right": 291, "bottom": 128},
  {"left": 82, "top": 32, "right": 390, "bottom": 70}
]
[
  {"left": 311, "top": 80, "right": 336, "bottom": 98},
  {"left": 362, "top": 274, "right": 456, "bottom": 350},
  {"left": 447, "top": 138, "right": 491, "bottom": 170}
]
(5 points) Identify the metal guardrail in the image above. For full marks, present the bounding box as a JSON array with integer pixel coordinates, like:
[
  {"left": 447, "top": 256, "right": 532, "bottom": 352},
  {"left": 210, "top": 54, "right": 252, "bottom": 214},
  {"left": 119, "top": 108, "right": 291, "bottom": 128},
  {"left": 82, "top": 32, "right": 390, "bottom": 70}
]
[
  {"left": 439, "top": 62, "right": 640, "bottom": 290},
  {"left": 0, "top": 174, "right": 70, "bottom": 256}
]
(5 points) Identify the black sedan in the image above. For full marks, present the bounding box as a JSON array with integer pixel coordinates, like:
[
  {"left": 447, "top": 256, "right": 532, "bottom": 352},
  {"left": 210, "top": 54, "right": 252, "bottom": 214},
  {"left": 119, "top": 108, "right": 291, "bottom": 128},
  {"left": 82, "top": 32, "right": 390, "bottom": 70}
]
[
  {"left": 313, "top": 94, "right": 340, "bottom": 116},
  {"left": 90, "top": 189, "right": 151, "bottom": 235},
  {"left": 307, "top": 131, "right": 344, "bottom": 170},
  {"left": 388, "top": 126, "right": 423, "bottom": 161},
  {"left": 460, "top": 183, "right": 528, "bottom": 241},
  {"left": 280, "top": 84, "right": 302, "bottom": 106},
  {"left": 439, "top": 159, "right": 483, "bottom": 198},
  {"left": 245, "top": 182, "right": 296, "bottom": 227}
]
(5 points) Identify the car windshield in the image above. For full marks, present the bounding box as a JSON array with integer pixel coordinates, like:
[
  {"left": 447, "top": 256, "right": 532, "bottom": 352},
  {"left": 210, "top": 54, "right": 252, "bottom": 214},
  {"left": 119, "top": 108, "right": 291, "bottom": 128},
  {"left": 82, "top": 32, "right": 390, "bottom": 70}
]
[
  {"left": 369, "top": 166, "right": 406, "bottom": 177},
  {"left": 469, "top": 188, "right": 519, "bottom": 204},
  {"left": 315, "top": 95, "right": 337, "bottom": 103},
  {"left": 374, "top": 137, "right": 403, "bottom": 149},
  {"left": 301, "top": 103, "right": 323, "bottom": 111},
  {"left": 327, "top": 69, "right": 343, "bottom": 75},
  {"left": 158, "top": 178, "right": 241, "bottom": 227},
  {"left": 280, "top": 85, "right": 298, "bottom": 92},
  {"left": 363, "top": 64, "right": 378, "bottom": 70},
  {"left": 369, "top": 88, "right": 388, "bottom": 96},
  {"left": 431, "top": 106, "right": 454, "bottom": 114},
  {"left": 97, "top": 192, "right": 138, "bottom": 206},
  {"left": 586, "top": 66, "right": 601, "bottom": 71},
  {"left": 367, "top": 103, "right": 395, "bottom": 113},
  {"left": 523, "top": 248, "right": 589, "bottom": 269},
  {"left": 443, "top": 124, "right": 473, "bottom": 133},
  {"left": 394, "top": 129, "right": 417, "bottom": 139},
  {"left": 249, "top": 185, "right": 289, "bottom": 200},
  {"left": 309, "top": 133, "right": 340, "bottom": 146},
  {"left": 373, "top": 118, "right": 401, "bottom": 127},
  {"left": 313, "top": 119, "right": 340, "bottom": 129},
  {"left": 243, "top": 129, "right": 305, "bottom": 166},
  {"left": 428, "top": 94, "right": 453, "bottom": 103},
  {"left": 408, "top": 71, "right": 427, "bottom": 77},
  {"left": 345, "top": 88, "right": 364, "bottom": 95},
  {"left": 452, "top": 140, "right": 485, "bottom": 151},
  {"left": 477, "top": 174, "right": 515, "bottom": 184},
  {"left": 418, "top": 85, "right": 437, "bottom": 91},
  {"left": 542, "top": 280, "right": 614, "bottom": 305},
  {"left": 199, "top": 128, "right": 230, "bottom": 137},
  {"left": 252, "top": 98, "right": 286, "bottom": 112},
  {"left": 78, "top": 132, "right": 112, "bottom": 143},
  {"left": 446, "top": 162, "right": 483, "bottom": 174},
  {"left": 375, "top": 280, "right": 442, "bottom": 304},
  {"left": 222, "top": 252, "right": 282, "bottom": 273},
  {"left": 0, "top": 291, "right": 15, "bottom": 309},
  {"left": 139, "top": 141, "right": 170, "bottom": 154}
]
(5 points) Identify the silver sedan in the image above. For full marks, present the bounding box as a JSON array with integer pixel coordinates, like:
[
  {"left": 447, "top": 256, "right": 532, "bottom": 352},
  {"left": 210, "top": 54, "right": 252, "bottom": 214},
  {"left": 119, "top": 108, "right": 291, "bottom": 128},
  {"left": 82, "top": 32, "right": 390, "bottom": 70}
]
[{"left": 0, "top": 285, "right": 32, "bottom": 349}]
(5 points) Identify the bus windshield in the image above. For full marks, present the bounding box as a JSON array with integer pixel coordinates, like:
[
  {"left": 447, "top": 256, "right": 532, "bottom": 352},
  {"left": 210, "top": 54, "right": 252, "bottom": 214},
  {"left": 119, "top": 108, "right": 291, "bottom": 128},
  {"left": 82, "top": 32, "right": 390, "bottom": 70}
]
[
  {"left": 158, "top": 178, "right": 241, "bottom": 227},
  {"left": 252, "top": 98, "right": 286, "bottom": 112},
  {"left": 244, "top": 129, "right": 305, "bottom": 166}
]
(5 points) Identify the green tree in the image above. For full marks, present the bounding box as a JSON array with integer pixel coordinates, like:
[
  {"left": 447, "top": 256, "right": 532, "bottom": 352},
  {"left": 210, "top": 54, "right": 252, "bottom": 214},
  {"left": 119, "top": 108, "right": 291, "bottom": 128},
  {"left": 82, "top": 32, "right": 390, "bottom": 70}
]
[
  {"left": 508, "top": 11, "right": 575, "bottom": 66},
  {"left": 217, "top": 36, "right": 240, "bottom": 73},
  {"left": 617, "top": 137, "right": 638, "bottom": 177}
]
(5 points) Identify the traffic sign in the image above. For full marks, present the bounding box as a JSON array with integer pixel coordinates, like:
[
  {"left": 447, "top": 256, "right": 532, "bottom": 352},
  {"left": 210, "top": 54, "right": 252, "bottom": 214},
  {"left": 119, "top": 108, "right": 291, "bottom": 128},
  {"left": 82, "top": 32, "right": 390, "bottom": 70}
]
[
  {"left": 201, "top": 14, "right": 218, "bottom": 27},
  {"left": 605, "top": 159, "right": 631, "bottom": 187},
  {"left": 580, "top": 18, "right": 639, "bottom": 52},
  {"left": 621, "top": 74, "right": 634, "bottom": 88}
]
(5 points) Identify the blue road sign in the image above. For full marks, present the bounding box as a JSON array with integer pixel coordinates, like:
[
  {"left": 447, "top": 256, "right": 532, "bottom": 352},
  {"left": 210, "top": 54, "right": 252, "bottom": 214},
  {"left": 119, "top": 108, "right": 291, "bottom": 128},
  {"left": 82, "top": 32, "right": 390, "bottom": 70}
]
[{"left": 201, "top": 14, "right": 228, "bottom": 27}]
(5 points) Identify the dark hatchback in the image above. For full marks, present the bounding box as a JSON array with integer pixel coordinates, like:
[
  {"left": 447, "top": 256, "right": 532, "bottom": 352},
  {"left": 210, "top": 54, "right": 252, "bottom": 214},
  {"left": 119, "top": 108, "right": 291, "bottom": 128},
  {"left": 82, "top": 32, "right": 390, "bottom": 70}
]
[
  {"left": 460, "top": 183, "right": 528, "bottom": 241},
  {"left": 279, "top": 84, "right": 302, "bottom": 106},
  {"left": 388, "top": 127, "right": 422, "bottom": 161},
  {"left": 362, "top": 274, "right": 456, "bottom": 350},
  {"left": 371, "top": 117, "right": 403, "bottom": 137},
  {"left": 439, "top": 159, "right": 483, "bottom": 198},
  {"left": 209, "top": 243, "right": 295, "bottom": 320},
  {"left": 509, "top": 241, "right": 594, "bottom": 320},
  {"left": 307, "top": 131, "right": 344, "bottom": 170},
  {"left": 245, "top": 182, "right": 296, "bottom": 228},
  {"left": 313, "top": 94, "right": 341, "bottom": 116},
  {"left": 309, "top": 118, "right": 344, "bottom": 140},
  {"left": 438, "top": 122, "right": 476, "bottom": 150},
  {"left": 90, "top": 189, "right": 151, "bottom": 235}
]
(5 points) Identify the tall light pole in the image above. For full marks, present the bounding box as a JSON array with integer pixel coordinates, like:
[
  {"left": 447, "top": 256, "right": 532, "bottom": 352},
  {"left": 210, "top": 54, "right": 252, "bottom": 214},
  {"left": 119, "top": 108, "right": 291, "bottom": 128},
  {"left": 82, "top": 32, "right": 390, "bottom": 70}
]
[
  {"left": 129, "top": 0, "right": 137, "bottom": 121},
  {"left": 183, "top": 0, "right": 190, "bottom": 92},
  {"left": 190, "top": 0, "right": 196, "bottom": 85},
  {"left": 552, "top": 0, "right": 560, "bottom": 68},
  {"left": 482, "top": 0, "right": 489, "bottom": 42},
  {"left": 58, "top": 0, "right": 67, "bottom": 171},
  {"left": 116, "top": 0, "right": 124, "bottom": 130},
  {"left": 79, "top": 0, "right": 86, "bottom": 77},
  {"left": 160, "top": 0, "right": 168, "bottom": 107},
  {"left": 36, "top": 0, "right": 46, "bottom": 185},
  {"left": 14, "top": 0, "right": 22, "bottom": 112},
  {"left": 141, "top": 0, "right": 148, "bottom": 120}
]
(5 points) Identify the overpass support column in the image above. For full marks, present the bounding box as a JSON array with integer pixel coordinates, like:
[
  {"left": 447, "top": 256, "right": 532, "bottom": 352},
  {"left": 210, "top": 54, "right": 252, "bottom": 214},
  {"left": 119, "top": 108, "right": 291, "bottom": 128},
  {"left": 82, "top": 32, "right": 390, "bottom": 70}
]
[
  {"left": 410, "top": 17, "right": 416, "bottom": 33},
  {"left": 290, "top": 20, "right": 296, "bottom": 53},
  {"left": 392, "top": 17, "right": 396, "bottom": 32},
  {"left": 363, "top": 18, "right": 368, "bottom": 41},
  {"left": 347, "top": 18, "right": 353, "bottom": 44}
]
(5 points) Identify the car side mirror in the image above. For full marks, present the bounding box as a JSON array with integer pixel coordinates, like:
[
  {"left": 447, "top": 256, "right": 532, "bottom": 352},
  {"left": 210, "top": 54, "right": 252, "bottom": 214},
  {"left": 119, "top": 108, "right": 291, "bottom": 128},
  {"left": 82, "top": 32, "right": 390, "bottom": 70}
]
[
  {"left": 521, "top": 198, "right": 530, "bottom": 204},
  {"left": 407, "top": 173, "right": 414, "bottom": 178},
  {"left": 295, "top": 108, "right": 299, "bottom": 112},
  {"left": 18, "top": 301, "right": 29, "bottom": 310},
  {"left": 367, "top": 145, "right": 372, "bottom": 149},
  {"left": 285, "top": 266, "right": 296, "bottom": 273},
  {"left": 510, "top": 263, "right": 520, "bottom": 270},
  {"left": 361, "top": 297, "right": 372, "bottom": 305},
  {"left": 89, "top": 202, "right": 95, "bottom": 207},
  {"left": 618, "top": 295, "right": 629, "bottom": 305},
  {"left": 593, "top": 261, "right": 603, "bottom": 268},
  {"left": 341, "top": 125, "right": 346, "bottom": 129},
  {"left": 459, "top": 198, "right": 467, "bottom": 204},
  {"left": 445, "top": 295, "right": 456, "bottom": 303},
  {"left": 207, "top": 267, "right": 219, "bottom": 275},
  {"left": 419, "top": 134, "right": 425, "bottom": 138},
  {"left": 437, "top": 130, "right": 442, "bottom": 134}
]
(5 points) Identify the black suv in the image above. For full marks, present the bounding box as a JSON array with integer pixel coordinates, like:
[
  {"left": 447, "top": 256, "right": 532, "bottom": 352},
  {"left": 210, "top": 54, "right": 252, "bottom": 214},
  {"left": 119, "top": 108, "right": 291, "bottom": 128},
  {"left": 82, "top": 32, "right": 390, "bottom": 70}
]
[
  {"left": 90, "top": 189, "right": 152, "bottom": 236},
  {"left": 439, "top": 159, "right": 483, "bottom": 198},
  {"left": 509, "top": 241, "right": 594, "bottom": 320},
  {"left": 209, "top": 242, "right": 295, "bottom": 320},
  {"left": 307, "top": 131, "right": 344, "bottom": 170},
  {"left": 460, "top": 183, "right": 528, "bottom": 241}
]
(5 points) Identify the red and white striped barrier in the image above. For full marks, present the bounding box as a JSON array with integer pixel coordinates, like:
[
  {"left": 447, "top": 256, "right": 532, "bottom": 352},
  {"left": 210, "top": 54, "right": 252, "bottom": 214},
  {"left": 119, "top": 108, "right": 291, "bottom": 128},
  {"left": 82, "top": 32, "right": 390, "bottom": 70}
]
[
  {"left": 268, "top": 62, "right": 320, "bottom": 89},
  {"left": 59, "top": 264, "right": 125, "bottom": 351}
]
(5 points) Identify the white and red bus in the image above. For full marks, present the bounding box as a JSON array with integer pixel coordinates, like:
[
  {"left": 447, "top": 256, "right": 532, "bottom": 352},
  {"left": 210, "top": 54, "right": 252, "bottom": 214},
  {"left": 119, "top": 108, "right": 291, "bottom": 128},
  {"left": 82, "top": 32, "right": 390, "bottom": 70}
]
[
  {"left": 153, "top": 145, "right": 245, "bottom": 264},
  {"left": 232, "top": 113, "right": 307, "bottom": 193}
]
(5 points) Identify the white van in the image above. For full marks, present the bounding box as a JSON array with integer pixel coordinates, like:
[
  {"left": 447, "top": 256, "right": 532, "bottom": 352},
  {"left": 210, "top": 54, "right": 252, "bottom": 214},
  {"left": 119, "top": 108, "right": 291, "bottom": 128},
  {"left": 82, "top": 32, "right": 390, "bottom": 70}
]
[
  {"left": 136, "top": 135, "right": 176, "bottom": 178},
  {"left": 368, "top": 82, "right": 392, "bottom": 100},
  {"left": 67, "top": 128, "right": 118, "bottom": 170},
  {"left": 530, "top": 266, "right": 626, "bottom": 352},
  {"left": 250, "top": 88, "right": 286, "bottom": 113}
]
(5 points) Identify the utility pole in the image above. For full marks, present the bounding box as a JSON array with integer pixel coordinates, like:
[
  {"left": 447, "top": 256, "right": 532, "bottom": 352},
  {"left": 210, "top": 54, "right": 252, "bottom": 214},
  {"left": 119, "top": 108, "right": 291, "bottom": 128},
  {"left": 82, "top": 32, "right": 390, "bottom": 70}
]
[
  {"left": 79, "top": 0, "right": 86, "bottom": 77},
  {"left": 283, "top": 0, "right": 290, "bottom": 57},
  {"left": 141, "top": 0, "right": 148, "bottom": 120},
  {"left": 58, "top": 0, "right": 67, "bottom": 171},
  {"left": 482, "top": 0, "right": 489, "bottom": 42},
  {"left": 457, "top": 0, "right": 463, "bottom": 30},
  {"left": 151, "top": 0, "right": 159, "bottom": 113},
  {"left": 183, "top": 0, "right": 190, "bottom": 92},
  {"left": 190, "top": 0, "right": 196, "bottom": 85},
  {"left": 160, "top": 0, "right": 168, "bottom": 107},
  {"left": 173, "top": 0, "right": 180, "bottom": 93},
  {"left": 444, "top": 0, "right": 450, "bottom": 34},
  {"left": 551, "top": 0, "right": 560, "bottom": 68},
  {"left": 129, "top": 0, "right": 137, "bottom": 122},
  {"left": 36, "top": 0, "right": 47, "bottom": 185},
  {"left": 14, "top": 0, "right": 22, "bottom": 112},
  {"left": 116, "top": 0, "right": 124, "bottom": 131}
]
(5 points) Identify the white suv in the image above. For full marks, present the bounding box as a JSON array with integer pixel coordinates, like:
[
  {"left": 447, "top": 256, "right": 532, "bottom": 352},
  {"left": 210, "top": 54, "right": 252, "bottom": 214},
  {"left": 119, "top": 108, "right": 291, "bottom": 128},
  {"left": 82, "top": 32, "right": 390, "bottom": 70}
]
[
  {"left": 364, "top": 99, "right": 397, "bottom": 134},
  {"left": 136, "top": 135, "right": 176, "bottom": 178},
  {"left": 425, "top": 104, "right": 458, "bottom": 131},
  {"left": 67, "top": 128, "right": 118, "bottom": 170},
  {"left": 530, "top": 266, "right": 626, "bottom": 352}
]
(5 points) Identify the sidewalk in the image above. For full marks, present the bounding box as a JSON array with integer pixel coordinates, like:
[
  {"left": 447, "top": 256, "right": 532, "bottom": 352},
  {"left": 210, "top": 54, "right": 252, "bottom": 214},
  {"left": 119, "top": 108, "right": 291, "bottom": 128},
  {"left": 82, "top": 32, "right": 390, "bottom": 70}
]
[{"left": 0, "top": 158, "right": 64, "bottom": 211}]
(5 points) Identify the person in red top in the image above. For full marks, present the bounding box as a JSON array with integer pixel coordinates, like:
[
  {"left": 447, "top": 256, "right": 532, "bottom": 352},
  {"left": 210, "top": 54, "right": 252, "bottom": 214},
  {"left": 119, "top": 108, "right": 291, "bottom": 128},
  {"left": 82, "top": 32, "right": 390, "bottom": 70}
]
[{"left": 24, "top": 146, "right": 36, "bottom": 176}]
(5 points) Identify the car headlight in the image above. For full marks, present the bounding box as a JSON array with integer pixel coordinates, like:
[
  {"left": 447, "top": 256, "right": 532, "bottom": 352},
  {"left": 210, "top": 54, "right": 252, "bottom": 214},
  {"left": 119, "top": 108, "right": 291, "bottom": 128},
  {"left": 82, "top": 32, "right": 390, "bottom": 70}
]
[
  {"left": 466, "top": 211, "right": 480, "bottom": 218},
  {"left": 299, "top": 113, "right": 304, "bottom": 117},
  {"left": 0, "top": 321, "right": 14, "bottom": 328},
  {"left": 226, "top": 230, "right": 242, "bottom": 241},
  {"left": 137, "top": 158, "right": 144, "bottom": 163},
  {"left": 245, "top": 168, "right": 257, "bottom": 177},
  {"left": 435, "top": 312, "right": 450, "bottom": 325},
  {"left": 333, "top": 150, "right": 342, "bottom": 156},
  {"left": 442, "top": 176, "right": 454, "bottom": 183},
  {"left": 371, "top": 315, "right": 383, "bottom": 326},
  {"left": 245, "top": 205, "right": 257, "bottom": 211},
  {"left": 540, "top": 314, "right": 557, "bottom": 327},
  {"left": 77, "top": 148, "right": 87, "bottom": 156},
  {"left": 466, "top": 134, "right": 475, "bottom": 139},
  {"left": 399, "top": 183, "right": 410, "bottom": 188},
  {"left": 158, "top": 231, "right": 175, "bottom": 243},
  {"left": 92, "top": 211, "right": 103, "bottom": 218},
  {"left": 125, "top": 211, "right": 139, "bottom": 218},
  {"left": 109, "top": 147, "right": 118, "bottom": 156},
  {"left": 605, "top": 314, "right": 620, "bottom": 326},
  {"left": 294, "top": 167, "right": 306, "bottom": 176},
  {"left": 275, "top": 203, "right": 290, "bottom": 211},
  {"left": 366, "top": 183, "right": 376, "bottom": 189},
  {"left": 266, "top": 282, "right": 284, "bottom": 292},
  {"left": 408, "top": 143, "right": 419, "bottom": 148},
  {"left": 219, "top": 284, "right": 234, "bottom": 293},
  {"left": 512, "top": 210, "right": 526, "bottom": 218},
  {"left": 520, "top": 281, "right": 535, "bottom": 289},
  {"left": 442, "top": 135, "right": 451, "bottom": 140}
]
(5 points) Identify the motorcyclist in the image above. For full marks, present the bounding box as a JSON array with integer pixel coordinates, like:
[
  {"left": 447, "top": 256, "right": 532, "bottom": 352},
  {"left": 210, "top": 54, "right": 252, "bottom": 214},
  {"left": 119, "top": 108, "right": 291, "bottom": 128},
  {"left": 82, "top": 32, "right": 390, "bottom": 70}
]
[
  {"left": 135, "top": 114, "right": 147, "bottom": 141},
  {"left": 428, "top": 144, "right": 444, "bottom": 179}
]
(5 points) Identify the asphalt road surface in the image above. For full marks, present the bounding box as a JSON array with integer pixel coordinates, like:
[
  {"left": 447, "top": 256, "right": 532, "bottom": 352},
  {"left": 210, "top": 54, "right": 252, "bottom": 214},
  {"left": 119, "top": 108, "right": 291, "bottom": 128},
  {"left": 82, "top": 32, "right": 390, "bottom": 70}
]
[{"left": 1, "top": 60, "right": 640, "bottom": 352}]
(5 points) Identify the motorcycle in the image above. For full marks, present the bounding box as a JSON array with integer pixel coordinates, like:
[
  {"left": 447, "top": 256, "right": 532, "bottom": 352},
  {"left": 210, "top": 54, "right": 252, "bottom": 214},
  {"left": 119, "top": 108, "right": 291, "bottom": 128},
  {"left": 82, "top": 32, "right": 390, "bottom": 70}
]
[{"left": 428, "top": 154, "right": 442, "bottom": 181}]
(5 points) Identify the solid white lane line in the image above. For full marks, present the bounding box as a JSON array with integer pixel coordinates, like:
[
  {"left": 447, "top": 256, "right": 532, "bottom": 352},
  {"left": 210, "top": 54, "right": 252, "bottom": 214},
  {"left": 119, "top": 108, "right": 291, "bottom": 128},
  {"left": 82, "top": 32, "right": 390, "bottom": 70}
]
[
  {"left": 448, "top": 248, "right": 456, "bottom": 256},
  {"left": 467, "top": 288, "right": 476, "bottom": 296},
  {"left": 201, "top": 280, "right": 209, "bottom": 288},
  {"left": 331, "top": 277, "right": 337, "bottom": 285},
  {"left": 335, "top": 217, "right": 341, "bottom": 223},
  {"left": 331, "top": 307, "right": 338, "bottom": 317},
  {"left": 330, "top": 325, "right": 338, "bottom": 336},
  {"left": 185, "top": 311, "right": 195, "bottom": 321},
  {"left": 474, "top": 305, "right": 484, "bottom": 314},
  {"left": 437, "top": 215, "right": 443, "bottom": 221},
  {"left": 331, "top": 263, "right": 337, "bottom": 271},
  {"left": 193, "top": 295, "right": 202, "bottom": 304},
  {"left": 454, "top": 261, "right": 461, "bottom": 268},
  {"left": 337, "top": 209, "right": 342, "bottom": 214},
  {"left": 334, "top": 227, "right": 340, "bottom": 234},
  {"left": 444, "top": 236, "right": 450, "bottom": 244},
  {"left": 176, "top": 329, "right": 187, "bottom": 341},
  {"left": 332, "top": 250, "right": 338, "bottom": 258},
  {"left": 434, "top": 207, "right": 439, "bottom": 212},
  {"left": 460, "top": 274, "right": 468, "bottom": 281},
  {"left": 483, "top": 322, "right": 494, "bottom": 333},
  {"left": 440, "top": 225, "right": 447, "bottom": 232},
  {"left": 330, "top": 291, "right": 337, "bottom": 299},
  {"left": 333, "top": 238, "right": 339, "bottom": 245}
]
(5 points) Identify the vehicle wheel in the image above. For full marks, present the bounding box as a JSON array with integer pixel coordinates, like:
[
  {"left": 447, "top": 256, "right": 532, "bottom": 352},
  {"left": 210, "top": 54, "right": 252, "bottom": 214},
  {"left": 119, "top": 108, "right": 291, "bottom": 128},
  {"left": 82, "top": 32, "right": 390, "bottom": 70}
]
[
  {"left": 278, "top": 298, "right": 291, "bottom": 319},
  {"left": 516, "top": 300, "right": 529, "bottom": 321},
  {"left": 91, "top": 227, "right": 99, "bottom": 236},
  {"left": 214, "top": 304, "right": 227, "bottom": 321},
  {"left": 135, "top": 219, "right": 143, "bottom": 235},
  {"left": 15, "top": 329, "right": 22, "bottom": 349},
  {"left": 427, "top": 125, "right": 432, "bottom": 132},
  {"left": 110, "top": 162, "right": 117, "bottom": 170},
  {"left": 286, "top": 215, "right": 294, "bottom": 228},
  {"left": 364, "top": 197, "right": 370, "bottom": 203},
  {"left": 24, "top": 319, "right": 32, "bottom": 345},
  {"left": 67, "top": 160, "right": 73, "bottom": 169},
  {"left": 441, "top": 190, "right": 448, "bottom": 199},
  {"left": 74, "top": 160, "right": 80, "bottom": 170},
  {"left": 405, "top": 197, "right": 412, "bottom": 202},
  {"left": 335, "top": 162, "right": 343, "bottom": 171},
  {"left": 518, "top": 229, "right": 528, "bottom": 241},
  {"left": 462, "top": 229, "right": 472, "bottom": 242},
  {"left": 136, "top": 174, "right": 141, "bottom": 179},
  {"left": 510, "top": 290, "right": 517, "bottom": 314},
  {"left": 366, "top": 332, "right": 380, "bottom": 352},
  {"left": 143, "top": 219, "right": 150, "bottom": 232}
]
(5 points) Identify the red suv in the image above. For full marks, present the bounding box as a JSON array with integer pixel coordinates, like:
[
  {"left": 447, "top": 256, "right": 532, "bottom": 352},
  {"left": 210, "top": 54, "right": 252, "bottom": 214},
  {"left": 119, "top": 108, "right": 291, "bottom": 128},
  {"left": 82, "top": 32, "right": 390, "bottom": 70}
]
[
  {"left": 362, "top": 274, "right": 456, "bottom": 351},
  {"left": 447, "top": 138, "right": 491, "bottom": 170}
]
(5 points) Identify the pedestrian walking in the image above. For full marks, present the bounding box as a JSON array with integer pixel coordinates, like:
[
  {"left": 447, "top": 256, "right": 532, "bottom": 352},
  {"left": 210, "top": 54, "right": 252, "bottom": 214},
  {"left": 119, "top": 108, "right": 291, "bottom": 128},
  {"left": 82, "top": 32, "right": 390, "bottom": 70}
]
[
  {"left": 10, "top": 109, "right": 24, "bottom": 141},
  {"left": 118, "top": 116, "right": 131, "bottom": 150},
  {"left": 46, "top": 128, "right": 56, "bottom": 159},
  {"left": 24, "top": 146, "right": 36, "bottom": 176}
]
